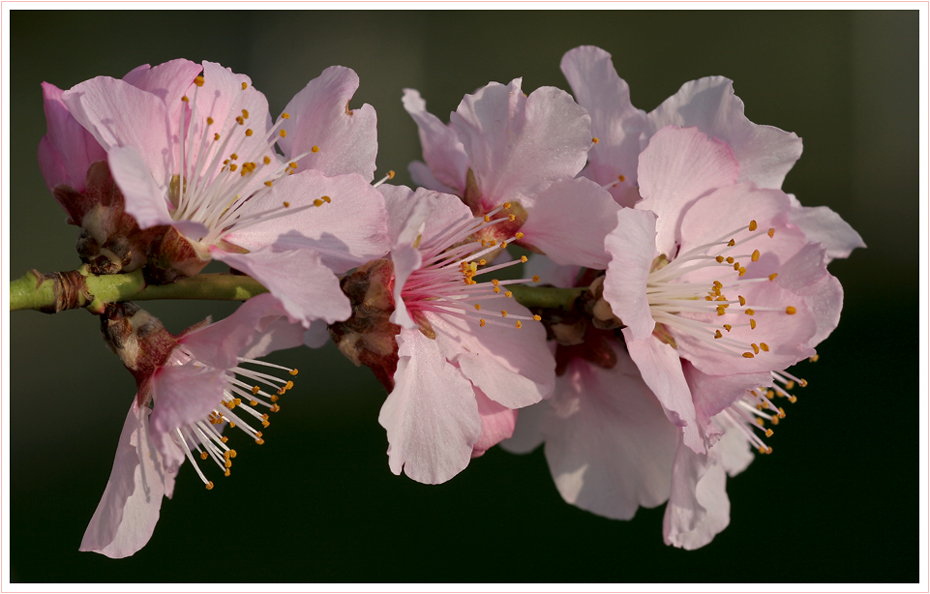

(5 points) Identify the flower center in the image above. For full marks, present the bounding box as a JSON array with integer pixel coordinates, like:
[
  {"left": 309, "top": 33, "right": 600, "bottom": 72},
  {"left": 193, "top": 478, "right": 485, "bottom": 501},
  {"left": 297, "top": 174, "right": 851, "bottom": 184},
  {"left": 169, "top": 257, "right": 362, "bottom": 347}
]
[
  {"left": 170, "top": 76, "right": 318, "bottom": 247},
  {"left": 645, "top": 220, "right": 796, "bottom": 359},
  {"left": 402, "top": 202, "right": 542, "bottom": 332},
  {"left": 167, "top": 349, "right": 298, "bottom": 490}
]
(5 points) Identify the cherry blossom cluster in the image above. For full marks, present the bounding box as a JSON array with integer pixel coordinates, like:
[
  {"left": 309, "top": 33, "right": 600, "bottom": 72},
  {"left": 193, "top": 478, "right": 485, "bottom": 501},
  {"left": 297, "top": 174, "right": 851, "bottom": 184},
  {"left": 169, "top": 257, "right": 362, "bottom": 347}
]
[{"left": 33, "top": 46, "right": 863, "bottom": 558}]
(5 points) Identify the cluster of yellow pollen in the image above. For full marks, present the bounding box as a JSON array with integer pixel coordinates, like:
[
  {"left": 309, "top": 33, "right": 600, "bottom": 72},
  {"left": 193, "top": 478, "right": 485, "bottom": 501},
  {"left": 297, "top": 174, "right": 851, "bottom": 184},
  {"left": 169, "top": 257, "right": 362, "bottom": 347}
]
[
  {"left": 695, "top": 220, "right": 798, "bottom": 359},
  {"left": 180, "top": 364, "right": 299, "bottom": 490}
]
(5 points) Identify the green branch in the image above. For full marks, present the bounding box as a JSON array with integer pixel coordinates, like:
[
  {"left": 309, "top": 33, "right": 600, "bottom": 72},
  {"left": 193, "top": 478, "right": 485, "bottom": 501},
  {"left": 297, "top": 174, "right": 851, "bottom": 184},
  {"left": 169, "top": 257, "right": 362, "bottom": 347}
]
[
  {"left": 10, "top": 267, "right": 582, "bottom": 314},
  {"left": 9, "top": 269, "right": 268, "bottom": 313}
]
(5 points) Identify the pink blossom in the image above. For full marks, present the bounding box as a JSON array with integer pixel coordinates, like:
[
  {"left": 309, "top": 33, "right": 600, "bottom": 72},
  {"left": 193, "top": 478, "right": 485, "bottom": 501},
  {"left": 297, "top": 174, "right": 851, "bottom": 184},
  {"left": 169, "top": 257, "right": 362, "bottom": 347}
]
[
  {"left": 560, "top": 45, "right": 866, "bottom": 263},
  {"left": 504, "top": 257, "right": 796, "bottom": 549},
  {"left": 602, "top": 125, "right": 846, "bottom": 454},
  {"left": 59, "top": 60, "right": 389, "bottom": 324},
  {"left": 375, "top": 184, "right": 555, "bottom": 484},
  {"left": 80, "top": 295, "right": 304, "bottom": 558},
  {"left": 403, "top": 79, "right": 620, "bottom": 269}
]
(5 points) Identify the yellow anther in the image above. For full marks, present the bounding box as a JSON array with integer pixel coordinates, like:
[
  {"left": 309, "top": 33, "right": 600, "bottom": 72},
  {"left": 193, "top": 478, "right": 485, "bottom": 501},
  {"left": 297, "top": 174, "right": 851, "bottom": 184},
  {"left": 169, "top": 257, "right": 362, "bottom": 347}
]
[
  {"left": 242, "top": 109, "right": 249, "bottom": 119},
  {"left": 281, "top": 112, "right": 290, "bottom": 119},
  {"left": 236, "top": 116, "right": 244, "bottom": 125},
  {"left": 286, "top": 380, "right": 294, "bottom": 390},
  {"left": 738, "top": 266, "right": 747, "bottom": 276},
  {"left": 181, "top": 95, "right": 189, "bottom": 103},
  {"left": 503, "top": 202, "right": 512, "bottom": 209},
  {"left": 750, "top": 318, "right": 757, "bottom": 329},
  {"left": 749, "top": 220, "right": 758, "bottom": 231},
  {"left": 705, "top": 296, "right": 713, "bottom": 301},
  {"left": 769, "top": 273, "right": 778, "bottom": 281},
  {"left": 738, "top": 295, "right": 746, "bottom": 306},
  {"left": 515, "top": 321, "right": 523, "bottom": 328},
  {"left": 618, "top": 175, "right": 626, "bottom": 182},
  {"left": 742, "top": 352, "right": 755, "bottom": 358},
  {"left": 229, "top": 164, "right": 238, "bottom": 172},
  {"left": 262, "top": 420, "right": 270, "bottom": 428},
  {"left": 290, "top": 368, "right": 299, "bottom": 376},
  {"left": 493, "top": 287, "right": 500, "bottom": 293},
  {"left": 200, "top": 451, "right": 208, "bottom": 460},
  {"left": 484, "top": 215, "right": 491, "bottom": 223},
  {"left": 476, "top": 259, "right": 486, "bottom": 266},
  {"left": 714, "top": 330, "right": 722, "bottom": 339},
  {"left": 520, "top": 256, "right": 528, "bottom": 263},
  {"left": 726, "top": 256, "right": 735, "bottom": 264},
  {"left": 501, "top": 310, "right": 508, "bottom": 317},
  {"left": 785, "top": 380, "right": 796, "bottom": 390},
  {"left": 205, "top": 481, "right": 214, "bottom": 490},
  {"left": 716, "top": 255, "right": 725, "bottom": 263},
  {"left": 314, "top": 199, "right": 323, "bottom": 207},
  {"left": 505, "top": 291, "right": 513, "bottom": 298},
  {"left": 532, "top": 275, "right": 540, "bottom": 283},
  {"left": 265, "top": 181, "right": 273, "bottom": 187},
  {"left": 760, "top": 342, "right": 769, "bottom": 352},
  {"left": 778, "top": 407, "right": 786, "bottom": 418},
  {"left": 515, "top": 232, "right": 524, "bottom": 239},
  {"left": 733, "top": 262, "right": 741, "bottom": 271},
  {"left": 509, "top": 214, "right": 516, "bottom": 222},
  {"left": 786, "top": 306, "right": 797, "bottom": 315},
  {"left": 723, "top": 324, "right": 732, "bottom": 331},
  {"left": 745, "top": 308, "right": 755, "bottom": 316},
  {"left": 751, "top": 249, "right": 761, "bottom": 262},
  {"left": 592, "top": 137, "right": 599, "bottom": 144},
  {"left": 224, "top": 469, "right": 231, "bottom": 477},
  {"left": 533, "top": 314, "right": 542, "bottom": 321},
  {"left": 500, "top": 242, "right": 508, "bottom": 249},
  {"left": 479, "top": 319, "right": 486, "bottom": 327},
  {"left": 810, "top": 354, "right": 820, "bottom": 362},
  {"left": 206, "top": 117, "right": 214, "bottom": 125},
  {"left": 225, "top": 459, "right": 233, "bottom": 468},
  {"left": 788, "top": 395, "right": 798, "bottom": 403},
  {"left": 245, "top": 129, "right": 253, "bottom": 137},
  {"left": 727, "top": 239, "right": 736, "bottom": 247},
  {"left": 221, "top": 436, "right": 229, "bottom": 443},
  {"left": 263, "top": 156, "right": 272, "bottom": 165},
  {"left": 280, "top": 129, "right": 287, "bottom": 138},
  {"left": 716, "top": 305, "right": 726, "bottom": 316},
  {"left": 311, "top": 145, "right": 320, "bottom": 153},
  {"left": 270, "top": 394, "right": 279, "bottom": 403},
  {"left": 255, "top": 438, "right": 265, "bottom": 445},
  {"left": 756, "top": 418, "right": 765, "bottom": 427},
  {"left": 752, "top": 343, "right": 760, "bottom": 354},
  {"left": 474, "top": 304, "right": 481, "bottom": 311},
  {"left": 194, "top": 75, "right": 205, "bottom": 87},
  {"left": 270, "top": 404, "right": 281, "bottom": 412},
  {"left": 241, "top": 82, "right": 248, "bottom": 90},
  {"left": 250, "top": 400, "right": 258, "bottom": 407},
  {"left": 765, "top": 428, "right": 774, "bottom": 438},
  {"left": 214, "top": 133, "right": 220, "bottom": 141},
  {"left": 492, "top": 279, "right": 499, "bottom": 285},
  {"left": 322, "top": 195, "right": 331, "bottom": 203},
  {"left": 768, "top": 228, "right": 775, "bottom": 238},
  {"left": 387, "top": 170, "right": 396, "bottom": 179},
  {"left": 231, "top": 153, "right": 238, "bottom": 160},
  {"left": 282, "top": 201, "right": 290, "bottom": 208}
]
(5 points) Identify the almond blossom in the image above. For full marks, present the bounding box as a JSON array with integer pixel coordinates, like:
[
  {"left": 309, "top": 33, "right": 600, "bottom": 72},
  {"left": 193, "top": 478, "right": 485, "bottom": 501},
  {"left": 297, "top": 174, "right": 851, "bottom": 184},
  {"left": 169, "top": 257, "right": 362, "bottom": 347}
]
[
  {"left": 330, "top": 184, "right": 555, "bottom": 484},
  {"left": 81, "top": 294, "right": 305, "bottom": 558},
  {"left": 602, "top": 125, "right": 846, "bottom": 454},
  {"left": 403, "top": 79, "right": 620, "bottom": 269},
  {"left": 503, "top": 257, "right": 800, "bottom": 549},
  {"left": 559, "top": 44, "right": 865, "bottom": 262},
  {"left": 58, "top": 60, "right": 389, "bottom": 324}
]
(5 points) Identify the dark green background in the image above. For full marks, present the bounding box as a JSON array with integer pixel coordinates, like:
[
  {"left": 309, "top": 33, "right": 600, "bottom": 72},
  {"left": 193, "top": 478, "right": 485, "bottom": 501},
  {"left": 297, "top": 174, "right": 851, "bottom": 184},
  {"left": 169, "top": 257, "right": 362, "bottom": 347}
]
[{"left": 9, "top": 10, "right": 918, "bottom": 583}]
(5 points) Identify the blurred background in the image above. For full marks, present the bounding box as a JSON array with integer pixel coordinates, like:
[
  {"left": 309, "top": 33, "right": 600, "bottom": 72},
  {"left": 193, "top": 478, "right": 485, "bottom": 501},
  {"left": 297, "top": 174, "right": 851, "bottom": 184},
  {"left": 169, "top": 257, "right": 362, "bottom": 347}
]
[{"left": 8, "top": 10, "right": 918, "bottom": 584}]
